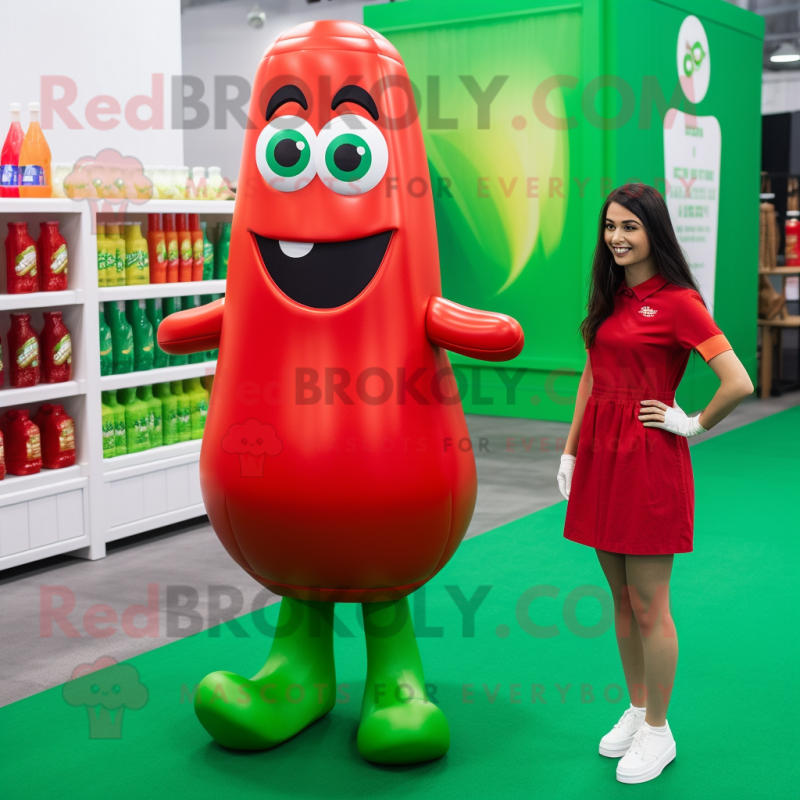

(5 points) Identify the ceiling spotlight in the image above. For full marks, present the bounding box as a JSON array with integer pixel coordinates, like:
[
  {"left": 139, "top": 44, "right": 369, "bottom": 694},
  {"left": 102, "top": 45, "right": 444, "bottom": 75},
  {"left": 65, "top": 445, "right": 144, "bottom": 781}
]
[
  {"left": 247, "top": 3, "right": 266, "bottom": 29},
  {"left": 770, "top": 41, "right": 800, "bottom": 64}
]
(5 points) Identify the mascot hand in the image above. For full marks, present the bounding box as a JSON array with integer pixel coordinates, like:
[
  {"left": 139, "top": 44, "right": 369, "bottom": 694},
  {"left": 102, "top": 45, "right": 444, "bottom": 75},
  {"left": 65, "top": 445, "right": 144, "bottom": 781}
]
[{"left": 557, "top": 454, "right": 576, "bottom": 500}]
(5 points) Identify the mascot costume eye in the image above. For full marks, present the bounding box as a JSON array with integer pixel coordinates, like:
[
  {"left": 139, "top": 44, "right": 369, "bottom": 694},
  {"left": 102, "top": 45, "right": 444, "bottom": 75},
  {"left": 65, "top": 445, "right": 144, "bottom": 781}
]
[{"left": 159, "top": 20, "right": 524, "bottom": 765}]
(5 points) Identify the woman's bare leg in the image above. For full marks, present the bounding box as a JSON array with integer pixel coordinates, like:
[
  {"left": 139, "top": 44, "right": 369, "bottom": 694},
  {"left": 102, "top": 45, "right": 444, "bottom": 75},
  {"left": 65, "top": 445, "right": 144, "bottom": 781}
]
[
  {"left": 596, "top": 549, "right": 646, "bottom": 707},
  {"left": 623, "top": 554, "right": 677, "bottom": 727}
]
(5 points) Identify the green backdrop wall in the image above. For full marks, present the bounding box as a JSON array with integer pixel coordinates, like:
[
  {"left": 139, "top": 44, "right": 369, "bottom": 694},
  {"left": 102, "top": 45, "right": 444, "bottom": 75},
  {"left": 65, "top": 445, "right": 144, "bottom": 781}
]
[{"left": 365, "top": 0, "right": 764, "bottom": 421}]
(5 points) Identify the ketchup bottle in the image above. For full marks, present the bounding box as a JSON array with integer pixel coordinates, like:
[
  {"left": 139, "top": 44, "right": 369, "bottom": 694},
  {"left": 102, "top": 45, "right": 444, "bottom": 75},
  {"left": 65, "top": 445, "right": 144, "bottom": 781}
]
[
  {"left": 7, "top": 313, "right": 40, "bottom": 387},
  {"left": 5, "top": 222, "right": 38, "bottom": 293},
  {"left": 33, "top": 404, "right": 76, "bottom": 469},
  {"left": 0, "top": 409, "right": 42, "bottom": 475},
  {"left": 37, "top": 221, "right": 68, "bottom": 291},
  {"left": 40, "top": 311, "right": 72, "bottom": 383},
  {"left": 786, "top": 211, "right": 800, "bottom": 267}
]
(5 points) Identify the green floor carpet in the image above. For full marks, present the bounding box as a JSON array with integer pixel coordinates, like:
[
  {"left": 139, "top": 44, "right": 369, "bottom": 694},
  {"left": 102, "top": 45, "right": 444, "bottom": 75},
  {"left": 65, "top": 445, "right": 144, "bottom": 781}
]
[{"left": 2, "top": 408, "right": 798, "bottom": 799}]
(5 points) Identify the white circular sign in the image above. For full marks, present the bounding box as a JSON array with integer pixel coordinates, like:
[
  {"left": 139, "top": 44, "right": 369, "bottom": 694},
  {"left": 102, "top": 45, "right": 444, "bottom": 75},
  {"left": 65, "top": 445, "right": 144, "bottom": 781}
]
[{"left": 677, "top": 15, "right": 710, "bottom": 103}]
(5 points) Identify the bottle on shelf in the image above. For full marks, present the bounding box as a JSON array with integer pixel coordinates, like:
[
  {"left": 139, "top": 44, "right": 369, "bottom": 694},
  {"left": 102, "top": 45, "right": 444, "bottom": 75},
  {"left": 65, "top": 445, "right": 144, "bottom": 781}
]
[
  {"left": 145, "top": 298, "right": 168, "bottom": 369},
  {"left": 180, "top": 296, "right": 205, "bottom": 364},
  {"left": 0, "top": 409, "right": 42, "bottom": 475},
  {"left": 154, "top": 383, "right": 178, "bottom": 445},
  {"left": 7, "top": 312, "right": 40, "bottom": 387},
  {"left": 137, "top": 385, "right": 163, "bottom": 448},
  {"left": 147, "top": 214, "right": 167, "bottom": 283},
  {"left": 33, "top": 404, "right": 76, "bottom": 469},
  {"left": 0, "top": 103, "right": 24, "bottom": 198},
  {"left": 191, "top": 166, "right": 207, "bottom": 200},
  {"left": 40, "top": 311, "right": 72, "bottom": 384},
  {"left": 117, "top": 387, "right": 150, "bottom": 453},
  {"left": 5, "top": 222, "right": 39, "bottom": 294},
  {"left": 102, "top": 390, "right": 126, "bottom": 456},
  {"left": 36, "top": 221, "right": 68, "bottom": 292},
  {"left": 99, "top": 307, "right": 114, "bottom": 377},
  {"left": 101, "top": 394, "right": 116, "bottom": 459},
  {"left": 125, "top": 299, "right": 154, "bottom": 371},
  {"left": 200, "top": 294, "right": 219, "bottom": 361},
  {"left": 96, "top": 224, "right": 108, "bottom": 287},
  {"left": 206, "top": 166, "right": 223, "bottom": 200},
  {"left": 786, "top": 211, "right": 800, "bottom": 268},
  {"left": 215, "top": 222, "right": 231, "bottom": 279},
  {"left": 184, "top": 377, "right": 209, "bottom": 440},
  {"left": 162, "top": 298, "right": 188, "bottom": 366},
  {"left": 18, "top": 102, "right": 52, "bottom": 198},
  {"left": 189, "top": 213, "right": 204, "bottom": 281},
  {"left": 105, "top": 300, "right": 134, "bottom": 374},
  {"left": 200, "top": 221, "right": 215, "bottom": 280},
  {"left": 124, "top": 222, "right": 150, "bottom": 285},
  {"left": 171, "top": 380, "right": 192, "bottom": 442},
  {"left": 106, "top": 224, "right": 126, "bottom": 287},
  {"left": 176, "top": 213, "right": 193, "bottom": 282},
  {"left": 163, "top": 214, "right": 179, "bottom": 283}
]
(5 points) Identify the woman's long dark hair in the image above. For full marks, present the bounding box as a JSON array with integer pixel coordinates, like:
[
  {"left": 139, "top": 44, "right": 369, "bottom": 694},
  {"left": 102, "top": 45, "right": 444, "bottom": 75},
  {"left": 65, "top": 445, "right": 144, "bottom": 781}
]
[{"left": 580, "top": 183, "right": 699, "bottom": 348}]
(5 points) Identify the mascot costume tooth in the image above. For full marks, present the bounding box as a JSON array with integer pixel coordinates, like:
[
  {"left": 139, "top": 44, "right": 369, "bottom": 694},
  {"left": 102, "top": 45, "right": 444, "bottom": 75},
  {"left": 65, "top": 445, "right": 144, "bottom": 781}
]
[{"left": 159, "top": 20, "right": 524, "bottom": 764}]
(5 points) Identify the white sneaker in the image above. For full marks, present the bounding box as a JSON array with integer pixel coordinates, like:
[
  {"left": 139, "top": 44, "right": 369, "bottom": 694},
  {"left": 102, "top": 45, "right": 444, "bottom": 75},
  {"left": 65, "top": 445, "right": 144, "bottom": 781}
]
[
  {"left": 616, "top": 721, "right": 676, "bottom": 784},
  {"left": 599, "top": 705, "right": 645, "bottom": 757}
]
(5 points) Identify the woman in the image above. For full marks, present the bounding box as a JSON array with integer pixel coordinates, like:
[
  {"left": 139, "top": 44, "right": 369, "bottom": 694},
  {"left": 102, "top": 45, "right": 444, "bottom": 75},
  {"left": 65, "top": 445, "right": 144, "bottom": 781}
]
[{"left": 558, "top": 184, "right": 753, "bottom": 785}]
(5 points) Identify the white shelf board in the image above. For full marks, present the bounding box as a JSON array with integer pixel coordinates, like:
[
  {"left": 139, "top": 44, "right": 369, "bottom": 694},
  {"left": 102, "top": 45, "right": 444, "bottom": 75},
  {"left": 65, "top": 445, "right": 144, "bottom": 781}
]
[
  {"left": 0, "top": 289, "right": 83, "bottom": 311},
  {"left": 105, "top": 505, "right": 207, "bottom": 543},
  {"left": 103, "top": 438, "right": 202, "bottom": 475},
  {"left": 98, "top": 280, "right": 226, "bottom": 302},
  {"left": 0, "top": 198, "right": 84, "bottom": 214},
  {"left": 0, "top": 464, "right": 84, "bottom": 499},
  {"left": 0, "top": 535, "right": 91, "bottom": 571},
  {"left": 0, "top": 379, "right": 85, "bottom": 409},
  {"left": 96, "top": 199, "right": 235, "bottom": 215},
  {"left": 100, "top": 361, "right": 217, "bottom": 391}
]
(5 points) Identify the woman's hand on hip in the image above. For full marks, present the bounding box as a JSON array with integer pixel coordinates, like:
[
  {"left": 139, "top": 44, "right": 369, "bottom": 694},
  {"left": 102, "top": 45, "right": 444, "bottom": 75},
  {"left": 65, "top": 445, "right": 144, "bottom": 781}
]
[
  {"left": 558, "top": 455, "right": 576, "bottom": 500},
  {"left": 638, "top": 400, "right": 705, "bottom": 437}
]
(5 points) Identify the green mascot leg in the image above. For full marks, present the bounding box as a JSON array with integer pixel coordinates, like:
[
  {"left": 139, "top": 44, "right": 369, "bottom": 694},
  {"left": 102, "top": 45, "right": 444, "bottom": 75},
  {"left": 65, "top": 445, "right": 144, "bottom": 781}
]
[
  {"left": 357, "top": 596, "right": 450, "bottom": 764},
  {"left": 194, "top": 597, "right": 336, "bottom": 750}
]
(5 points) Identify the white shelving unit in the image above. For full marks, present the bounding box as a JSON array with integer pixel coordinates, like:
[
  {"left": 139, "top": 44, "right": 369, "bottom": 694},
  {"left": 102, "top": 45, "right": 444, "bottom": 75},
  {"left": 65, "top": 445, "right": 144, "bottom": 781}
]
[{"left": 0, "top": 197, "right": 233, "bottom": 569}]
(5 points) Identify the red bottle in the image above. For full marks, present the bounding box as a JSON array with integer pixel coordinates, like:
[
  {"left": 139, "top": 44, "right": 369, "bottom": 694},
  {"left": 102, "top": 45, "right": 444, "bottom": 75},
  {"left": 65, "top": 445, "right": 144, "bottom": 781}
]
[
  {"left": 40, "top": 311, "right": 72, "bottom": 383},
  {"left": 0, "top": 429, "right": 5, "bottom": 480},
  {"left": 37, "top": 221, "right": 68, "bottom": 291},
  {"left": 176, "top": 213, "right": 193, "bottom": 282},
  {"left": 0, "top": 103, "right": 24, "bottom": 199},
  {"left": 0, "top": 409, "right": 42, "bottom": 475},
  {"left": 5, "top": 222, "right": 39, "bottom": 293},
  {"left": 33, "top": 404, "right": 76, "bottom": 469},
  {"left": 786, "top": 211, "right": 800, "bottom": 268},
  {"left": 7, "top": 313, "right": 40, "bottom": 387},
  {"left": 163, "top": 213, "right": 179, "bottom": 283}
]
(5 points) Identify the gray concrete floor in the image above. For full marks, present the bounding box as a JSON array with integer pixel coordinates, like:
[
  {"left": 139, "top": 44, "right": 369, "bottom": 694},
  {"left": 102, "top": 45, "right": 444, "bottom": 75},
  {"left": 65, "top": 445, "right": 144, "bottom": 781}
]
[{"left": 1, "top": 391, "right": 798, "bottom": 707}]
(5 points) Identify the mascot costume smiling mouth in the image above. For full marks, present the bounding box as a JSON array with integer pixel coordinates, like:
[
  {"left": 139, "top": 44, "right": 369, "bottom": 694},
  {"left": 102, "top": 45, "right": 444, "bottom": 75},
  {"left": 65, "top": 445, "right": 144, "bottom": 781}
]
[{"left": 159, "top": 19, "right": 524, "bottom": 765}]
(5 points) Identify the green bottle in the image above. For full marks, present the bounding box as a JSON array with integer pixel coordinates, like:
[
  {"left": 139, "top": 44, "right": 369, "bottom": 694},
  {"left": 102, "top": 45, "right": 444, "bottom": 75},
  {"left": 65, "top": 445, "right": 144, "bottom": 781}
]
[
  {"left": 184, "top": 377, "right": 209, "bottom": 440},
  {"left": 181, "top": 295, "right": 204, "bottom": 364},
  {"left": 154, "top": 383, "right": 178, "bottom": 446},
  {"left": 99, "top": 307, "right": 114, "bottom": 377},
  {"left": 145, "top": 298, "right": 168, "bottom": 369},
  {"left": 105, "top": 300, "right": 134, "bottom": 374},
  {"left": 137, "top": 384, "right": 163, "bottom": 448},
  {"left": 118, "top": 387, "right": 151, "bottom": 452},
  {"left": 163, "top": 297, "right": 188, "bottom": 366},
  {"left": 103, "top": 390, "right": 127, "bottom": 456},
  {"left": 215, "top": 222, "right": 230, "bottom": 279},
  {"left": 101, "top": 396, "right": 116, "bottom": 458},
  {"left": 125, "top": 299, "right": 154, "bottom": 372},
  {"left": 200, "top": 221, "right": 214, "bottom": 280},
  {"left": 171, "top": 380, "right": 192, "bottom": 442}
]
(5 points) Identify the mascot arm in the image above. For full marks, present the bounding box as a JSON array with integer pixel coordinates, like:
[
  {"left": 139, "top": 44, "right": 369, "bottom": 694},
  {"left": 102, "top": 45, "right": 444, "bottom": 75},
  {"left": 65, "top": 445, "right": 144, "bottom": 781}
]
[
  {"left": 157, "top": 297, "right": 225, "bottom": 355},
  {"left": 425, "top": 296, "right": 524, "bottom": 362}
]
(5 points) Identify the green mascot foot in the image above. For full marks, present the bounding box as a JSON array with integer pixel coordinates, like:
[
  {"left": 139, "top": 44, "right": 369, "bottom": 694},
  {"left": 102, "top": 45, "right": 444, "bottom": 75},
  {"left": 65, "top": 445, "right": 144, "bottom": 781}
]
[
  {"left": 194, "top": 597, "right": 336, "bottom": 750},
  {"left": 357, "top": 597, "right": 450, "bottom": 765}
]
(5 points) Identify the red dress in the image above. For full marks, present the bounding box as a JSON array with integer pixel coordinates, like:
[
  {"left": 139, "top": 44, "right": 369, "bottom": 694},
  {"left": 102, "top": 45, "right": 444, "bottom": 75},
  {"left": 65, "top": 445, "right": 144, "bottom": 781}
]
[{"left": 564, "top": 273, "right": 731, "bottom": 555}]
